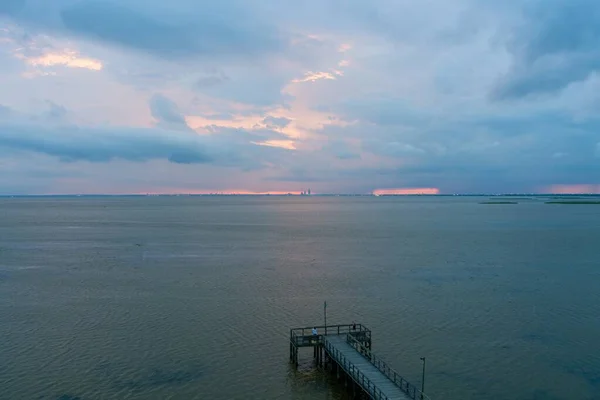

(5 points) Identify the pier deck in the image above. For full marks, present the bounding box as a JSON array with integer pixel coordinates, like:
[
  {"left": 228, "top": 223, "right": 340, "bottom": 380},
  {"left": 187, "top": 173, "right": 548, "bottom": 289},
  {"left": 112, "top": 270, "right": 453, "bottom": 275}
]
[{"left": 290, "top": 324, "right": 429, "bottom": 400}]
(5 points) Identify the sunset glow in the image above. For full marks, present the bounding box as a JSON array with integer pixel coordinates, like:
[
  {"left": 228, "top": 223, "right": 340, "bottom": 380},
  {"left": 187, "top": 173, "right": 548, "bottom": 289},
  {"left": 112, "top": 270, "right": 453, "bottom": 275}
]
[
  {"left": 253, "top": 140, "right": 297, "bottom": 150},
  {"left": 138, "top": 190, "right": 306, "bottom": 195},
  {"left": 545, "top": 184, "right": 600, "bottom": 194},
  {"left": 16, "top": 50, "right": 103, "bottom": 71},
  {"left": 292, "top": 71, "right": 337, "bottom": 83},
  {"left": 373, "top": 188, "right": 441, "bottom": 195}
]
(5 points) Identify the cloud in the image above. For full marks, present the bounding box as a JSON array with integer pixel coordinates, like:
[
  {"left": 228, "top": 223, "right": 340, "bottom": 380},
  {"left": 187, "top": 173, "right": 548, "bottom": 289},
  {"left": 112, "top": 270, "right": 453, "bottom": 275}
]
[
  {"left": 0, "top": 119, "right": 295, "bottom": 167},
  {"left": 363, "top": 140, "right": 425, "bottom": 158},
  {"left": 0, "top": 98, "right": 292, "bottom": 168},
  {"left": 314, "top": 93, "right": 600, "bottom": 192},
  {"left": 0, "top": 0, "right": 25, "bottom": 14},
  {"left": 201, "top": 113, "right": 235, "bottom": 121},
  {"left": 15, "top": 48, "right": 102, "bottom": 71},
  {"left": 262, "top": 116, "right": 292, "bottom": 129},
  {"left": 196, "top": 72, "right": 229, "bottom": 88},
  {"left": 0, "top": 1, "right": 351, "bottom": 109},
  {"left": 266, "top": 167, "right": 331, "bottom": 183},
  {"left": 2, "top": 1, "right": 600, "bottom": 194},
  {"left": 1, "top": 0, "right": 287, "bottom": 60},
  {"left": 333, "top": 97, "right": 427, "bottom": 127},
  {"left": 254, "top": 140, "right": 296, "bottom": 150},
  {"left": 194, "top": 66, "right": 294, "bottom": 106},
  {"left": 321, "top": 140, "right": 361, "bottom": 160},
  {"left": 0, "top": 101, "right": 67, "bottom": 123},
  {"left": 493, "top": 0, "right": 600, "bottom": 99},
  {"left": 0, "top": 122, "right": 213, "bottom": 164},
  {"left": 44, "top": 100, "right": 67, "bottom": 120},
  {"left": 149, "top": 94, "right": 189, "bottom": 129},
  {"left": 292, "top": 71, "right": 338, "bottom": 83},
  {"left": 0, "top": 104, "right": 12, "bottom": 117}
]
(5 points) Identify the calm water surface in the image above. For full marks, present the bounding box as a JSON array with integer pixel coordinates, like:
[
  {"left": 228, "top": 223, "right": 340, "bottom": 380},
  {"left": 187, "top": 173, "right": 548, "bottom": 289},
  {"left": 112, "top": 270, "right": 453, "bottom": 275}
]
[{"left": 0, "top": 196, "right": 599, "bottom": 400}]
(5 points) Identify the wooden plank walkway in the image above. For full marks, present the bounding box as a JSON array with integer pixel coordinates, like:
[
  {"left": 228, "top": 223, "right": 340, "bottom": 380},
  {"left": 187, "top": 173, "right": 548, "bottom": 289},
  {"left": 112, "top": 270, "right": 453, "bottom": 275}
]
[
  {"left": 324, "top": 334, "right": 412, "bottom": 400},
  {"left": 290, "top": 324, "right": 429, "bottom": 400}
]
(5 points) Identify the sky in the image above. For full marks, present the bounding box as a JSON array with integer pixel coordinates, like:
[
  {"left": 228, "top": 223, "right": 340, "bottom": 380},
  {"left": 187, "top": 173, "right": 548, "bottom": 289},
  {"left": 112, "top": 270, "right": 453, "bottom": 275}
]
[{"left": 0, "top": 0, "right": 599, "bottom": 195}]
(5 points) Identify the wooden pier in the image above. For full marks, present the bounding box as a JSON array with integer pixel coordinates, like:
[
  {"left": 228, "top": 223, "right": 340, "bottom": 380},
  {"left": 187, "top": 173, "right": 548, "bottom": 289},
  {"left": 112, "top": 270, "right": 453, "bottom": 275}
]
[{"left": 290, "top": 323, "right": 430, "bottom": 400}]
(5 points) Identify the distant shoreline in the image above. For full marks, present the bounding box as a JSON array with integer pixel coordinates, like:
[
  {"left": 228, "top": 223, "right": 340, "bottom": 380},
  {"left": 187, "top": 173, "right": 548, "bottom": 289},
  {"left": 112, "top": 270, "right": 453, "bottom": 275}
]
[{"left": 1, "top": 194, "right": 600, "bottom": 198}]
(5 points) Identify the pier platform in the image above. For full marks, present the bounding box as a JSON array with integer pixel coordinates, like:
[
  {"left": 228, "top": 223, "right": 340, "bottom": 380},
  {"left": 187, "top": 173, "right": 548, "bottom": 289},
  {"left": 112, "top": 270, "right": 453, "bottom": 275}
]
[{"left": 289, "top": 323, "right": 430, "bottom": 400}]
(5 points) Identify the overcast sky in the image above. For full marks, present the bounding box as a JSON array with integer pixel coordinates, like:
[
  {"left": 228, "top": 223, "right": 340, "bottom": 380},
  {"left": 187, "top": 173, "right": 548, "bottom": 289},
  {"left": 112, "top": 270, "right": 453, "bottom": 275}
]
[{"left": 1, "top": 0, "right": 599, "bottom": 194}]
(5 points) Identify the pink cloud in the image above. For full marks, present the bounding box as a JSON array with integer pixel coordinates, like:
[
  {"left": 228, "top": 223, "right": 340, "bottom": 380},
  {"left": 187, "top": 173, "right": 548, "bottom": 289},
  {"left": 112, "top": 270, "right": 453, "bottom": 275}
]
[
  {"left": 373, "top": 187, "right": 440, "bottom": 195},
  {"left": 545, "top": 184, "right": 600, "bottom": 194}
]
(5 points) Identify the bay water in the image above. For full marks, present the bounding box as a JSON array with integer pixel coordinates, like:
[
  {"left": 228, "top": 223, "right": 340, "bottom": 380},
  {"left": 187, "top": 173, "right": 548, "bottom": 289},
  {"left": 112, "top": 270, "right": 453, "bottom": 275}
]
[{"left": 1, "top": 196, "right": 598, "bottom": 399}]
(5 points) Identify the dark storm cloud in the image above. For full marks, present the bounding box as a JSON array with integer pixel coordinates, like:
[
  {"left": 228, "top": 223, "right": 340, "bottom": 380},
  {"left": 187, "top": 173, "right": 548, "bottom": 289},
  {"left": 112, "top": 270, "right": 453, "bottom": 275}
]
[
  {"left": 1, "top": 0, "right": 287, "bottom": 59},
  {"left": 149, "top": 94, "right": 189, "bottom": 128},
  {"left": 315, "top": 96, "right": 600, "bottom": 192},
  {"left": 493, "top": 0, "right": 600, "bottom": 99},
  {"left": 0, "top": 95, "right": 292, "bottom": 167},
  {"left": 0, "top": 122, "right": 214, "bottom": 164},
  {"left": 0, "top": 120, "right": 294, "bottom": 167}
]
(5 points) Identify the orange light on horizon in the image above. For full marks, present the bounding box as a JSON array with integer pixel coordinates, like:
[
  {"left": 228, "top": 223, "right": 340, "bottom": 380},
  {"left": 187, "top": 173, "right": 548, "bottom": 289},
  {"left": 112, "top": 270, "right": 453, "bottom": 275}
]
[
  {"left": 545, "top": 184, "right": 600, "bottom": 194},
  {"left": 373, "top": 188, "right": 440, "bottom": 195},
  {"left": 137, "top": 189, "right": 306, "bottom": 196}
]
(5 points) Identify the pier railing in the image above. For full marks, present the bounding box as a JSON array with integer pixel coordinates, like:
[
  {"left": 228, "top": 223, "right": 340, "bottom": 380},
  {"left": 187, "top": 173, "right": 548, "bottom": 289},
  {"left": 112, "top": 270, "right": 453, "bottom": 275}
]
[
  {"left": 291, "top": 323, "right": 370, "bottom": 338},
  {"left": 324, "top": 338, "right": 389, "bottom": 400},
  {"left": 346, "top": 333, "right": 432, "bottom": 400},
  {"left": 290, "top": 323, "right": 371, "bottom": 347}
]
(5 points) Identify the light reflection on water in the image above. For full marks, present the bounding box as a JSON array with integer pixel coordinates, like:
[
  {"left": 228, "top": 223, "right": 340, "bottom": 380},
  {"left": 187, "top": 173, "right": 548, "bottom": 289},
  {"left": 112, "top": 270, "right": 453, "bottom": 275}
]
[{"left": 0, "top": 196, "right": 599, "bottom": 399}]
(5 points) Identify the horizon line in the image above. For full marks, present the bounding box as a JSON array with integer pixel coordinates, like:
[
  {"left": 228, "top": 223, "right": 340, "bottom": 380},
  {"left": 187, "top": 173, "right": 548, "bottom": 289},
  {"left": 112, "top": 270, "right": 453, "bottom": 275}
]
[{"left": 1, "top": 193, "right": 600, "bottom": 197}]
